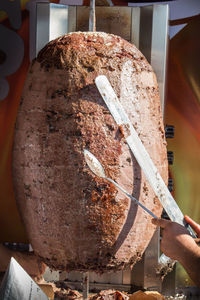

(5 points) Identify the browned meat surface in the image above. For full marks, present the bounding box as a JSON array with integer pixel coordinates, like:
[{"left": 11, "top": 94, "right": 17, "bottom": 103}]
[{"left": 12, "top": 32, "right": 168, "bottom": 272}]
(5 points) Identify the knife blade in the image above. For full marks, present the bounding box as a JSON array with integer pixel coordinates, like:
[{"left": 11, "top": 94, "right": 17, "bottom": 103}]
[{"left": 95, "top": 75, "right": 196, "bottom": 238}]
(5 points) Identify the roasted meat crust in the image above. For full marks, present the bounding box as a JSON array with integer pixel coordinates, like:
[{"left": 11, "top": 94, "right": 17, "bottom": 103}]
[{"left": 12, "top": 32, "right": 168, "bottom": 272}]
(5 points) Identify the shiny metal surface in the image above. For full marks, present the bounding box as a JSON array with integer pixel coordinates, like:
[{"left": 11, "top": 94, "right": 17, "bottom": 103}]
[
  {"left": 82, "top": 272, "right": 89, "bottom": 300},
  {"left": 77, "top": 6, "right": 132, "bottom": 41},
  {"left": 36, "top": 3, "right": 70, "bottom": 56},
  {"left": 89, "top": 0, "right": 96, "bottom": 31},
  {"left": 151, "top": 5, "right": 169, "bottom": 114},
  {"left": 96, "top": 0, "right": 114, "bottom": 5},
  {"left": 95, "top": 75, "right": 195, "bottom": 229},
  {"left": 36, "top": 3, "right": 49, "bottom": 57},
  {"left": 130, "top": 7, "right": 140, "bottom": 48},
  {"left": 49, "top": 3, "right": 68, "bottom": 41},
  {"left": 131, "top": 229, "right": 161, "bottom": 290},
  {"left": 0, "top": 258, "right": 48, "bottom": 300},
  {"left": 131, "top": 5, "right": 169, "bottom": 115},
  {"left": 139, "top": 6, "right": 153, "bottom": 63},
  {"left": 68, "top": 6, "right": 77, "bottom": 33}
]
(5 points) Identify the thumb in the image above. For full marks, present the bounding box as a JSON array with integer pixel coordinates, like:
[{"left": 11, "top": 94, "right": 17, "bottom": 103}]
[
  {"left": 151, "top": 218, "right": 170, "bottom": 228},
  {"left": 184, "top": 215, "right": 200, "bottom": 237}
]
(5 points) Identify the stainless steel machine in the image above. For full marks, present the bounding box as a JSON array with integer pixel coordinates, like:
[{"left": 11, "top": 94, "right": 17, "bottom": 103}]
[{"left": 27, "top": 1, "right": 173, "bottom": 295}]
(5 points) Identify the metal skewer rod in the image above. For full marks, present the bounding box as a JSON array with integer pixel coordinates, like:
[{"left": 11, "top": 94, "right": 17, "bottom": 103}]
[
  {"left": 106, "top": 177, "right": 158, "bottom": 219},
  {"left": 89, "top": 0, "right": 96, "bottom": 32},
  {"left": 82, "top": 272, "right": 89, "bottom": 300},
  {"left": 84, "top": 149, "right": 157, "bottom": 219}
]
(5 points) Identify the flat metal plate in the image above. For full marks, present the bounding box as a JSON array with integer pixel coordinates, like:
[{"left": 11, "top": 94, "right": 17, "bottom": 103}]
[
  {"left": 0, "top": 258, "right": 48, "bottom": 300},
  {"left": 77, "top": 6, "right": 132, "bottom": 41}
]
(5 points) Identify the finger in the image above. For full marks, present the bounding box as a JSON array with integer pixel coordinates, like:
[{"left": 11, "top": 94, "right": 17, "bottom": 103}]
[
  {"left": 194, "top": 238, "right": 200, "bottom": 245},
  {"left": 151, "top": 218, "right": 171, "bottom": 228},
  {"left": 184, "top": 215, "right": 200, "bottom": 236}
]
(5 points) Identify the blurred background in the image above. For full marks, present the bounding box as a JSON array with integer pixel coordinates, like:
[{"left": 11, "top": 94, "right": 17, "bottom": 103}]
[{"left": 0, "top": 0, "right": 200, "bottom": 289}]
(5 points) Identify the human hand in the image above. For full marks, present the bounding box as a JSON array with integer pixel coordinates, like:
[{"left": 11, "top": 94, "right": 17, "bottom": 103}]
[
  {"left": 151, "top": 218, "right": 198, "bottom": 262},
  {"left": 184, "top": 215, "right": 200, "bottom": 238},
  {"left": 152, "top": 217, "right": 200, "bottom": 287}
]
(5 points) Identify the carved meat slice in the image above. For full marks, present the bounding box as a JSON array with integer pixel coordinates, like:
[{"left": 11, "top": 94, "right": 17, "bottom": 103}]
[{"left": 12, "top": 32, "right": 168, "bottom": 272}]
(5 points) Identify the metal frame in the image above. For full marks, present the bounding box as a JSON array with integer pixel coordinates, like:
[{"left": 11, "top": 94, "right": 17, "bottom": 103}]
[
  {"left": 35, "top": 3, "right": 168, "bottom": 113},
  {"left": 33, "top": 2, "right": 171, "bottom": 293}
]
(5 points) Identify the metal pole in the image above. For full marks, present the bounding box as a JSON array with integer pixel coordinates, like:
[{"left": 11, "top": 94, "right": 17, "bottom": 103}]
[
  {"left": 89, "top": 0, "right": 96, "bottom": 32},
  {"left": 82, "top": 272, "right": 89, "bottom": 300}
]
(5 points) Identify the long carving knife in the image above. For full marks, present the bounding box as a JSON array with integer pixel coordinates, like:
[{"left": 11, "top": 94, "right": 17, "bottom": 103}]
[{"left": 95, "top": 75, "right": 196, "bottom": 238}]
